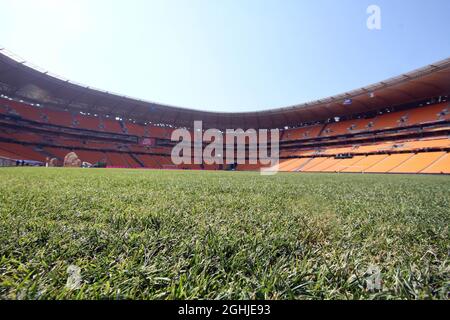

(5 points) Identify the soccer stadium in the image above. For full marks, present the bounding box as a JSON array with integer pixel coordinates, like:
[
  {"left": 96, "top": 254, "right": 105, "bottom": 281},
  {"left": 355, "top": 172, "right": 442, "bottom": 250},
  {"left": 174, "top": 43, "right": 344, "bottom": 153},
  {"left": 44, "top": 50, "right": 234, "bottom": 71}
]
[
  {"left": 0, "top": 50, "right": 449, "bottom": 172},
  {"left": 0, "top": 1, "right": 449, "bottom": 303}
]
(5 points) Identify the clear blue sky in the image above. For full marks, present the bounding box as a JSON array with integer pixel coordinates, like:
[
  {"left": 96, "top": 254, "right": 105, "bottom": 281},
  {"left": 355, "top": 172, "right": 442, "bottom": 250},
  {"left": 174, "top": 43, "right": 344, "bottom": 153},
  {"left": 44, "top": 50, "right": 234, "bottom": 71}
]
[{"left": 1, "top": 0, "right": 449, "bottom": 112}]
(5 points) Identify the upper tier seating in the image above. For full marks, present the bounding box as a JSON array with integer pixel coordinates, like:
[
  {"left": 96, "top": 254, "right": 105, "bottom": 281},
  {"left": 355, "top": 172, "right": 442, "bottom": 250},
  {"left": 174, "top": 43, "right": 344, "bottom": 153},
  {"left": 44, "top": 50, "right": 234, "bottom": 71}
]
[
  {"left": 278, "top": 158, "right": 312, "bottom": 172},
  {"left": 45, "top": 147, "right": 72, "bottom": 161},
  {"left": 303, "top": 157, "right": 342, "bottom": 172},
  {"left": 136, "top": 154, "right": 162, "bottom": 168},
  {"left": 1, "top": 99, "right": 43, "bottom": 122},
  {"left": 406, "top": 103, "right": 449, "bottom": 125},
  {"left": 0, "top": 102, "right": 10, "bottom": 115},
  {"left": 282, "top": 137, "right": 450, "bottom": 158},
  {"left": 73, "top": 150, "right": 107, "bottom": 164},
  {"left": 282, "top": 125, "right": 324, "bottom": 141},
  {"left": 370, "top": 111, "right": 409, "bottom": 131},
  {"left": 43, "top": 108, "right": 74, "bottom": 128},
  {"left": 121, "top": 154, "right": 142, "bottom": 168},
  {"left": 73, "top": 114, "right": 101, "bottom": 131},
  {"left": 125, "top": 122, "right": 147, "bottom": 136},
  {"left": 300, "top": 157, "right": 329, "bottom": 171},
  {"left": 147, "top": 126, "right": 173, "bottom": 139},
  {"left": 1, "top": 96, "right": 448, "bottom": 173},
  {"left": 236, "top": 162, "right": 269, "bottom": 171},
  {"left": 105, "top": 152, "right": 130, "bottom": 167},
  {"left": 340, "top": 155, "right": 389, "bottom": 173},
  {"left": 276, "top": 152, "right": 450, "bottom": 174},
  {"left": 323, "top": 156, "right": 366, "bottom": 172},
  {"left": 0, "top": 147, "right": 23, "bottom": 159},
  {"left": 364, "top": 153, "right": 415, "bottom": 173}
]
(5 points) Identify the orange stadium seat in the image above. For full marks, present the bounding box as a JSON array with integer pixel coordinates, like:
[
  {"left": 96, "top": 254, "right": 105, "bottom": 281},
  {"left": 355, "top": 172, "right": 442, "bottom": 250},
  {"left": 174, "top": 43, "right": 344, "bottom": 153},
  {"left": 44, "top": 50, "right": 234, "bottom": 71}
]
[
  {"left": 74, "top": 114, "right": 101, "bottom": 131},
  {"left": 5, "top": 100, "right": 44, "bottom": 122},
  {"left": 350, "top": 118, "right": 377, "bottom": 133},
  {"left": 283, "top": 149, "right": 308, "bottom": 157},
  {"left": 390, "top": 152, "right": 447, "bottom": 173},
  {"left": 102, "top": 118, "right": 124, "bottom": 134},
  {"left": 74, "top": 150, "right": 107, "bottom": 164},
  {"left": 398, "top": 138, "right": 450, "bottom": 151},
  {"left": 147, "top": 126, "right": 172, "bottom": 139},
  {"left": 154, "top": 156, "right": 173, "bottom": 166},
  {"left": 341, "top": 155, "right": 389, "bottom": 173},
  {"left": 282, "top": 125, "right": 324, "bottom": 141},
  {"left": 0, "top": 52, "right": 448, "bottom": 175},
  {"left": 179, "top": 163, "right": 203, "bottom": 170},
  {"left": 365, "top": 153, "right": 415, "bottom": 173},
  {"left": 443, "top": 107, "right": 450, "bottom": 120},
  {"left": 320, "top": 146, "right": 356, "bottom": 156},
  {"left": 43, "top": 108, "right": 74, "bottom": 127},
  {"left": 405, "top": 103, "right": 449, "bottom": 125},
  {"left": 321, "top": 121, "right": 352, "bottom": 137},
  {"left": 125, "top": 122, "right": 147, "bottom": 137},
  {"left": 371, "top": 110, "right": 408, "bottom": 131},
  {"left": 203, "top": 164, "right": 219, "bottom": 170},
  {"left": 324, "top": 156, "right": 366, "bottom": 173},
  {"left": 421, "top": 152, "right": 450, "bottom": 174},
  {"left": 5, "top": 131, "right": 43, "bottom": 144},
  {"left": 353, "top": 142, "right": 395, "bottom": 154},
  {"left": 276, "top": 158, "right": 301, "bottom": 172},
  {"left": 0, "top": 142, "right": 46, "bottom": 161}
]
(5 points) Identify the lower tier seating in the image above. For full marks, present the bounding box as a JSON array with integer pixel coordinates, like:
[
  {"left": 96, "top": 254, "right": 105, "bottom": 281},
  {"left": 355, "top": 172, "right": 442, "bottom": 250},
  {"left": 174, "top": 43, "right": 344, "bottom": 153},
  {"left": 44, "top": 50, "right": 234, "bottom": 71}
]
[
  {"left": 0, "top": 142, "right": 47, "bottom": 161},
  {"left": 276, "top": 152, "right": 450, "bottom": 174}
]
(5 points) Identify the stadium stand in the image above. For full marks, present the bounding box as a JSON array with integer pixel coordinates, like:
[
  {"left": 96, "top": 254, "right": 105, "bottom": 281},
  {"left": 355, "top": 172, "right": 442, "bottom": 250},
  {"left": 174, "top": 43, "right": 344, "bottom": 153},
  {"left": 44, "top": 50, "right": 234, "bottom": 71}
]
[
  {"left": 340, "top": 155, "right": 389, "bottom": 173},
  {"left": 283, "top": 124, "right": 324, "bottom": 141},
  {"left": 124, "top": 122, "right": 147, "bottom": 136},
  {"left": 0, "top": 49, "right": 448, "bottom": 173},
  {"left": 391, "top": 152, "right": 447, "bottom": 174},
  {"left": 3, "top": 99, "right": 43, "bottom": 122},
  {"left": 73, "top": 114, "right": 101, "bottom": 131},
  {"left": 43, "top": 108, "right": 74, "bottom": 128},
  {"left": 421, "top": 152, "right": 450, "bottom": 174},
  {"left": 101, "top": 118, "right": 124, "bottom": 134}
]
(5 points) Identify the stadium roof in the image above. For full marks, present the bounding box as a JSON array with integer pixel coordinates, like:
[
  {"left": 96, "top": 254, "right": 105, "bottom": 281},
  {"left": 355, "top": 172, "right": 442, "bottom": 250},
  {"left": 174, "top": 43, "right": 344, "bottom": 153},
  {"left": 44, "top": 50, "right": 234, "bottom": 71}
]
[{"left": 0, "top": 48, "right": 449, "bottom": 129}]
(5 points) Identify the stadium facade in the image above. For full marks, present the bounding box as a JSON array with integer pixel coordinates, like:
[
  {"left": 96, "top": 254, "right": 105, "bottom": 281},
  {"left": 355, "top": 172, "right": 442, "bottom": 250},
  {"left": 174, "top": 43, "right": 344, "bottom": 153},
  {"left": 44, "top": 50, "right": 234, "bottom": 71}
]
[{"left": 0, "top": 48, "right": 449, "bottom": 173}]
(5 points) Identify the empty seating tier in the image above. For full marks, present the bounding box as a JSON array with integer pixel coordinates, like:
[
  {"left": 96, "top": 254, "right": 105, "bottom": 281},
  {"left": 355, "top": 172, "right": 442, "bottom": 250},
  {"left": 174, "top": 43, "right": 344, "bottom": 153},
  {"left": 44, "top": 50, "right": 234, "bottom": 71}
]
[
  {"left": 0, "top": 97, "right": 448, "bottom": 173},
  {"left": 421, "top": 152, "right": 450, "bottom": 174},
  {"left": 391, "top": 152, "right": 447, "bottom": 173}
]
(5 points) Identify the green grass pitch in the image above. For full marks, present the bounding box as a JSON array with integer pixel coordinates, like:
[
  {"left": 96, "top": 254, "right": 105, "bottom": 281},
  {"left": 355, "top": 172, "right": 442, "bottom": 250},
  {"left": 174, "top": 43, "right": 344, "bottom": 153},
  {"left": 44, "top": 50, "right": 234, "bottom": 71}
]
[{"left": 0, "top": 168, "right": 448, "bottom": 299}]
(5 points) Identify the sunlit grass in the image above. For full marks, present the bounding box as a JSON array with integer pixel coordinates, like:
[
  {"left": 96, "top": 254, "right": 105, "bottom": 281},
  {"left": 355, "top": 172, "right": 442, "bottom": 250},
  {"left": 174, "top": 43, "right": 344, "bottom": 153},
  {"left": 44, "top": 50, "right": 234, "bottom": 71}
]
[{"left": 0, "top": 168, "right": 448, "bottom": 299}]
